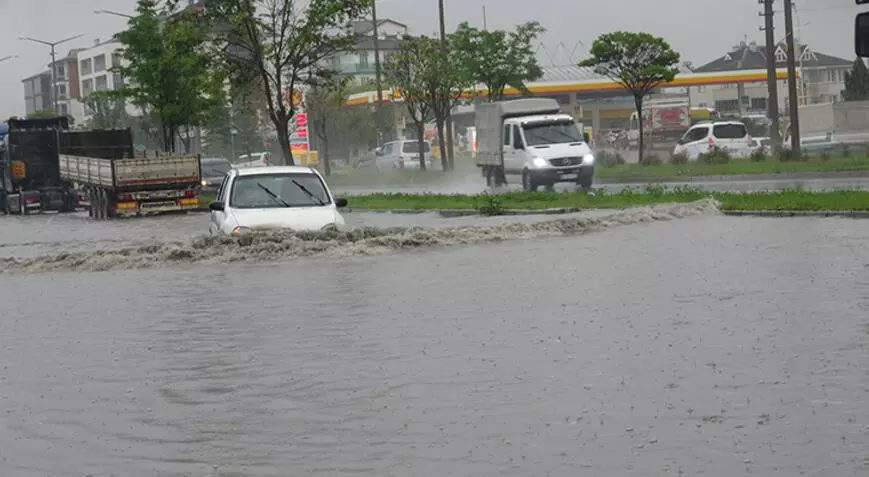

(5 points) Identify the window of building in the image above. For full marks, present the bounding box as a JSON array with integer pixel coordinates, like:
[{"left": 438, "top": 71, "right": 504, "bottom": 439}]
[
  {"left": 112, "top": 52, "right": 122, "bottom": 68},
  {"left": 358, "top": 51, "right": 369, "bottom": 68},
  {"left": 82, "top": 78, "right": 94, "bottom": 96},
  {"left": 55, "top": 63, "right": 66, "bottom": 80},
  {"left": 95, "top": 75, "right": 108, "bottom": 91},
  {"left": 113, "top": 72, "right": 124, "bottom": 89},
  {"left": 750, "top": 97, "right": 767, "bottom": 111},
  {"left": 714, "top": 99, "right": 739, "bottom": 113},
  {"left": 56, "top": 84, "right": 67, "bottom": 99},
  {"left": 94, "top": 54, "right": 107, "bottom": 73},
  {"left": 59, "top": 103, "right": 68, "bottom": 115},
  {"left": 80, "top": 58, "right": 92, "bottom": 76}
]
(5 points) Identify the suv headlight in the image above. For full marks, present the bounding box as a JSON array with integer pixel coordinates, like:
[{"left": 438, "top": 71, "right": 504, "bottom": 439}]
[
  {"left": 232, "top": 226, "right": 251, "bottom": 234},
  {"left": 582, "top": 154, "right": 594, "bottom": 165},
  {"left": 532, "top": 157, "right": 548, "bottom": 168}
]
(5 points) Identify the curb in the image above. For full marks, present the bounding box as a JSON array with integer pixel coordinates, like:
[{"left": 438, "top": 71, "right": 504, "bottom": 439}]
[
  {"left": 345, "top": 207, "right": 600, "bottom": 217},
  {"left": 722, "top": 210, "right": 869, "bottom": 218},
  {"left": 597, "top": 170, "right": 869, "bottom": 185}
]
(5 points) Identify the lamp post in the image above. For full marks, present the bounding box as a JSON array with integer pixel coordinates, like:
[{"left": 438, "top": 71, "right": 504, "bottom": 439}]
[
  {"left": 94, "top": 9, "right": 133, "bottom": 19},
  {"left": 19, "top": 34, "right": 84, "bottom": 115},
  {"left": 0, "top": 55, "right": 18, "bottom": 63},
  {"left": 372, "top": 1, "right": 385, "bottom": 144},
  {"left": 437, "top": 0, "right": 455, "bottom": 170}
]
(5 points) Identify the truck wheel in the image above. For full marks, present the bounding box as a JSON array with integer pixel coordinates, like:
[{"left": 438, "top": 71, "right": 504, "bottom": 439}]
[
  {"left": 495, "top": 166, "right": 507, "bottom": 186},
  {"left": 521, "top": 170, "right": 538, "bottom": 192},
  {"left": 100, "top": 189, "right": 109, "bottom": 219}
]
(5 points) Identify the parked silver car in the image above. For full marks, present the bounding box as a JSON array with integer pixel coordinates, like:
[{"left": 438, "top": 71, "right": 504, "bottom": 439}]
[{"left": 374, "top": 140, "right": 435, "bottom": 170}]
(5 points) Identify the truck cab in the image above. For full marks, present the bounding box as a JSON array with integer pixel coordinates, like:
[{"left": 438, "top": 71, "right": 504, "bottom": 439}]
[
  {"left": 474, "top": 98, "right": 595, "bottom": 191},
  {"left": 501, "top": 114, "right": 594, "bottom": 190}
]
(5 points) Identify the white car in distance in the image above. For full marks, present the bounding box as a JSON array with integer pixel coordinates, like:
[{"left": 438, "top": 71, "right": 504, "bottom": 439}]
[{"left": 208, "top": 166, "right": 348, "bottom": 235}]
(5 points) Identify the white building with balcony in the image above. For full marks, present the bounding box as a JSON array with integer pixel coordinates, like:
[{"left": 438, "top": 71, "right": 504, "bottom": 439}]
[
  {"left": 76, "top": 38, "right": 137, "bottom": 121},
  {"left": 328, "top": 19, "right": 408, "bottom": 84},
  {"left": 689, "top": 40, "right": 852, "bottom": 115}
]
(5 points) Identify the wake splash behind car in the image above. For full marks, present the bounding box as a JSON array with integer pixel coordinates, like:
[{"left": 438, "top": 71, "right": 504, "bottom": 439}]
[{"left": 208, "top": 166, "right": 347, "bottom": 235}]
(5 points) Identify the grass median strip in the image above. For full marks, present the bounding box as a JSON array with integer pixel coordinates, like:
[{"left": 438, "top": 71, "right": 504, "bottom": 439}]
[
  {"left": 596, "top": 155, "right": 869, "bottom": 179},
  {"left": 344, "top": 188, "right": 869, "bottom": 214}
]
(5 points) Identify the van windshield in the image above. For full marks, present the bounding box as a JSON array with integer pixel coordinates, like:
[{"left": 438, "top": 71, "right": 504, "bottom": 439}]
[
  {"left": 402, "top": 142, "right": 431, "bottom": 154},
  {"left": 522, "top": 121, "right": 584, "bottom": 146}
]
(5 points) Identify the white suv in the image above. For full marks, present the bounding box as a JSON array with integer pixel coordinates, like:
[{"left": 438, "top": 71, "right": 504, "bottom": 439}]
[
  {"left": 673, "top": 121, "right": 753, "bottom": 159},
  {"left": 375, "top": 140, "right": 435, "bottom": 170}
]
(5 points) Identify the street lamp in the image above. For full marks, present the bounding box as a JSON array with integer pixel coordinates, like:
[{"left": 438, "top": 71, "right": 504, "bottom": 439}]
[
  {"left": 19, "top": 34, "right": 84, "bottom": 115},
  {"left": 0, "top": 54, "right": 18, "bottom": 63},
  {"left": 94, "top": 9, "right": 133, "bottom": 19}
]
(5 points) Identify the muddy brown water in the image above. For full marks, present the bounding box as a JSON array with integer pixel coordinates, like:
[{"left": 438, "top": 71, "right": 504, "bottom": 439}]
[{"left": 1, "top": 205, "right": 868, "bottom": 476}]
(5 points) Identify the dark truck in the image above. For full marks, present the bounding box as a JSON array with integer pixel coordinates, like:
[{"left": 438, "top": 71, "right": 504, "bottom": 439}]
[{"left": 2, "top": 117, "right": 79, "bottom": 215}]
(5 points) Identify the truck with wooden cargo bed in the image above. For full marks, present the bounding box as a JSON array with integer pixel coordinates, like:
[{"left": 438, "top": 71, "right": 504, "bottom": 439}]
[
  {"left": 58, "top": 130, "right": 202, "bottom": 219},
  {"left": 474, "top": 98, "right": 595, "bottom": 191}
]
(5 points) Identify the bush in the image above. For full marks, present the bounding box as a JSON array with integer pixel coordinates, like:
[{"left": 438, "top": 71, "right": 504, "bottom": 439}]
[
  {"left": 640, "top": 152, "right": 662, "bottom": 166},
  {"left": 749, "top": 149, "right": 767, "bottom": 162},
  {"left": 820, "top": 150, "right": 832, "bottom": 161},
  {"left": 776, "top": 148, "right": 800, "bottom": 162},
  {"left": 670, "top": 151, "right": 689, "bottom": 164},
  {"left": 475, "top": 192, "right": 504, "bottom": 216},
  {"left": 597, "top": 150, "right": 626, "bottom": 168},
  {"left": 698, "top": 146, "right": 730, "bottom": 164}
]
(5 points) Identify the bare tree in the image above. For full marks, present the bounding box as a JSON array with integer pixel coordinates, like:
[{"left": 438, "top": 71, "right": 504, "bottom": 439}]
[{"left": 385, "top": 35, "right": 435, "bottom": 170}]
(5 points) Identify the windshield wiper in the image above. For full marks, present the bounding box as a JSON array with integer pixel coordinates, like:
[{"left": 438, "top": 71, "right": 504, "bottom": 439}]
[
  {"left": 256, "top": 182, "right": 291, "bottom": 207},
  {"left": 291, "top": 180, "right": 325, "bottom": 206}
]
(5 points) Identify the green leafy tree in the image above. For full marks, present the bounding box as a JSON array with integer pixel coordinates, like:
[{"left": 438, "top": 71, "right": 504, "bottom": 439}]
[
  {"left": 385, "top": 35, "right": 436, "bottom": 170},
  {"left": 83, "top": 91, "right": 129, "bottom": 129},
  {"left": 190, "top": 0, "right": 373, "bottom": 165},
  {"left": 425, "top": 34, "right": 474, "bottom": 171},
  {"left": 580, "top": 31, "right": 680, "bottom": 164},
  {"left": 843, "top": 58, "right": 869, "bottom": 101},
  {"left": 202, "top": 91, "right": 263, "bottom": 160},
  {"left": 451, "top": 21, "right": 545, "bottom": 102},
  {"left": 116, "top": 0, "right": 225, "bottom": 152},
  {"left": 25, "top": 109, "right": 57, "bottom": 119},
  {"left": 305, "top": 80, "right": 352, "bottom": 176}
]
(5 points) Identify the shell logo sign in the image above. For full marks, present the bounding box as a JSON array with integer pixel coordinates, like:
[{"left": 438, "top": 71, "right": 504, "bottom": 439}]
[{"left": 284, "top": 88, "right": 303, "bottom": 106}]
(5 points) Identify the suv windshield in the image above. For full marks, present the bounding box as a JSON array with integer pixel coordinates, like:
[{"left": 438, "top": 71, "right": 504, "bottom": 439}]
[
  {"left": 201, "top": 159, "right": 231, "bottom": 177},
  {"left": 402, "top": 142, "right": 431, "bottom": 154},
  {"left": 713, "top": 123, "right": 747, "bottom": 139},
  {"left": 522, "top": 121, "right": 584, "bottom": 146},
  {"left": 230, "top": 173, "right": 331, "bottom": 208}
]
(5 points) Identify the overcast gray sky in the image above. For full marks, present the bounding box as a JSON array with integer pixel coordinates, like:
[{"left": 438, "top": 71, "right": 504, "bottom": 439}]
[{"left": 0, "top": 0, "right": 859, "bottom": 117}]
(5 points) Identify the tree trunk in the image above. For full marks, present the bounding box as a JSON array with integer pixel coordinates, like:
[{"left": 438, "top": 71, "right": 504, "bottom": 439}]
[
  {"left": 322, "top": 138, "right": 331, "bottom": 176},
  {"left": 635, "top": 96, "right": 645, "bottom": 165},
  {"left": 416, "top": 123, "right": 426, "bottom": 171},
  {"left": 446, "top": 114, "right": 455, "bottom": 171},
  {"left": 435, "top": 116, "right": 448, "bottom": 171},
  {"left": 275, "top": 118, "right": 294, "bottom": 166}
]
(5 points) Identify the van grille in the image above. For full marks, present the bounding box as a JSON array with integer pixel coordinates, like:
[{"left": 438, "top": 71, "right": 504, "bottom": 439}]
[{"left": 548, "top": 157, "right": 583, "bottom": 167}]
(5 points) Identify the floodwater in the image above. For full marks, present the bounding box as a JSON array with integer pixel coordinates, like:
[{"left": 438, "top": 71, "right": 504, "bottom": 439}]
[{"left": 2, "top": 204, "right": 869, "bottom": 476}]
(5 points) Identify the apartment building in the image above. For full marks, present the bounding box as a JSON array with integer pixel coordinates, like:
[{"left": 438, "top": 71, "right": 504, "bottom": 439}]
[
  {"left": 21, "top": 71, "right": 51, "bottom": 115},
  {"left": 49, "top": 48, "right": 84, "bottom": 118},
  {"left": 690, "top": 40, "right": 852, "bottom": 115},
  {"left": 76, "top": 37, "right": 133, "bottom": 121},
  {"left": 329, "top": 19, "right": 408, "bottom": 84}
]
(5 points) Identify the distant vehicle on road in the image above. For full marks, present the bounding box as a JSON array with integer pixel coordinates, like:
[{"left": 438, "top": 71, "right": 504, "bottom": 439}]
[
  {"left": 673, "top": 120, "right": 753, "bottom": 160},
  {"left": 235, "top": 152, "right": 273, "bottom": 168},
  {"left": 474, "top": 98, "right": 594, "bottom": 190},
  {"left": 200, "top": 157, "right": 232, "bottom": 193},
  {"left": 374, "top": 140, "right": 434, "bottom": 170},
  {"left": 207, "top": 166, "right": 348, "bottom": 235}
]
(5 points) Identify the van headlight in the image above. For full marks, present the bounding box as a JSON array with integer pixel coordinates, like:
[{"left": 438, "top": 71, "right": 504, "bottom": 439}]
[
  {"left": 582, "top": 154, "right": 595, "bottom": 165},
  {"left": 532, "top": 157, "right": 548, "bottom": 168},
  {"left": 232, "top": 226, "right": 251, "bottom": 234}
]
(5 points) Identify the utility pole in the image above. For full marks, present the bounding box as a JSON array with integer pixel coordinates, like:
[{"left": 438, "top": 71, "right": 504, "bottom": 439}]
[
  {"left": 483, "top": 5, "right": 487, "bottom": 30},
  {"left": 759, "top": 0, "right": 781, "bottom": 153},
  {"left": 438, "top": 0, "right": 455, "bottom": 170},
  {"left": 372, "top": 1, "right": 385, "bottom": 145},
  {"left": 19, "top": 34, "right": 83, "bottom": 115},
  {"left": 784, "top": 0, "right": 800, "bottom": 155}
]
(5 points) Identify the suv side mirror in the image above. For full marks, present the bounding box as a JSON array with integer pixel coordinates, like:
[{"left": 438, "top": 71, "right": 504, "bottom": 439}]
[
  {"left": 334, "top": 197, "right": 348, "bottom": 207},
  {"left": 857, "top": 12, "right": 869, "bottom": 57},
  {"left": 209, "top": 201, "right": 225, "bottom": 211}
]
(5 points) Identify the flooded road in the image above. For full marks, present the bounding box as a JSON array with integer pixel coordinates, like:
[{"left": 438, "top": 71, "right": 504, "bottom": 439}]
[{"left": 2, "top": 207, "right": 869, "bottom": 476}]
